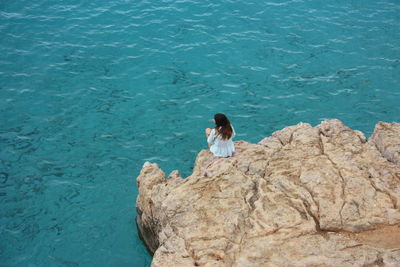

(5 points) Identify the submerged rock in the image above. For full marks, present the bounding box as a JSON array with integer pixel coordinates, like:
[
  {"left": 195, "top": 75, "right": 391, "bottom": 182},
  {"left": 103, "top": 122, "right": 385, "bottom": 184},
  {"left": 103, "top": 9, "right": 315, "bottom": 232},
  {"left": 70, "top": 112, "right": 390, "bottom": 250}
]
[{"left": 136, "top": 119, "right": 400, "bottom": 266}]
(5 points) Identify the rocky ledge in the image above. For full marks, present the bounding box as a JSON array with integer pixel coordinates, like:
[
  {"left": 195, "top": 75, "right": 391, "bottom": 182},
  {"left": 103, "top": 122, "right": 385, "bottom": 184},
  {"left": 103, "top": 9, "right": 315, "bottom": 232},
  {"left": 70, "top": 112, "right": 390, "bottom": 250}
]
[{"left": 136, "top": 119, "right": 400, "bottom": 266}]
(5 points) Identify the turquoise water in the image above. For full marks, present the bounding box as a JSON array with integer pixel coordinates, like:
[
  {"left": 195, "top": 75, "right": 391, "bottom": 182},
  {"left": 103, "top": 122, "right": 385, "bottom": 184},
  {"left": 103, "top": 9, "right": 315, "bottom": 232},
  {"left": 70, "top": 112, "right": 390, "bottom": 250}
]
[{"left": 1, "top": 0, "right": 399, "bottom": 266}]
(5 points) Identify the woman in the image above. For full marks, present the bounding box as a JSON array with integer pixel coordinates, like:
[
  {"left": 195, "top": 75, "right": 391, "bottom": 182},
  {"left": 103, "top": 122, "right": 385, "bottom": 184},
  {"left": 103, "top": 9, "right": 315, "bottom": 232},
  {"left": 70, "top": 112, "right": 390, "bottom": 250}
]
[{"left": 205, "top": 113, "right": 235, "bottom": 157}]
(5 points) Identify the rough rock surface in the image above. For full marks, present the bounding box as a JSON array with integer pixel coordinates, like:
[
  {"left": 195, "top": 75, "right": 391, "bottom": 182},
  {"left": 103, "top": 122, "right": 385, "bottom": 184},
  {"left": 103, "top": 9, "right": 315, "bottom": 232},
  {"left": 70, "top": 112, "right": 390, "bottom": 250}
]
[{"left": 136, "top": 120, "right": 400, "bottom": 267}]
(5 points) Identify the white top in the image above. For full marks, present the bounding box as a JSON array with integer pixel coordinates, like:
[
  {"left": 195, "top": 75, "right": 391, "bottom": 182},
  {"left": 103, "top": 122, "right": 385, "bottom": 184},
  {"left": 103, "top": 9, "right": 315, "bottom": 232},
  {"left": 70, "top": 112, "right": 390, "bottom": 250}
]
[{"left": 207, "top": 125, "right": 235, "bottom": 157}]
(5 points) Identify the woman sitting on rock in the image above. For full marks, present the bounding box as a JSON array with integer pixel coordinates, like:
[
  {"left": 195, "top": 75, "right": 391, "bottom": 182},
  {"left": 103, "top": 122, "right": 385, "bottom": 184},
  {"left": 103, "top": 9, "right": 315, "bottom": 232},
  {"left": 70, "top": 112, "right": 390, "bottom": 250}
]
[{"left": 205, "top": 113, "right": 235, "bottom": 157}]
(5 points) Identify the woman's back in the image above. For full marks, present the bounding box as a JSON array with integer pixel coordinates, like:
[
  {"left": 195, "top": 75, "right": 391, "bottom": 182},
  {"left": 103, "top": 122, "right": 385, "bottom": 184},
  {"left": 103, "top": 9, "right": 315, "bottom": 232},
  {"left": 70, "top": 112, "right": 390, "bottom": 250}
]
[{"left": 207, "top": 125, "right": 235, "bottom": 157}]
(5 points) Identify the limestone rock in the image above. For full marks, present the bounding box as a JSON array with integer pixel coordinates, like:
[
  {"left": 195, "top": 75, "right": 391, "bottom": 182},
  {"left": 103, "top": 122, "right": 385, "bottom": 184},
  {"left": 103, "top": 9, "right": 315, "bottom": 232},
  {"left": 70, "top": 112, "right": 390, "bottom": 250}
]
[
  {"left": 136, "top": 120, "right": 400, "bottom": 266},
  {"left": 369, "top": 121, "right": 400, "bottom": 165}
]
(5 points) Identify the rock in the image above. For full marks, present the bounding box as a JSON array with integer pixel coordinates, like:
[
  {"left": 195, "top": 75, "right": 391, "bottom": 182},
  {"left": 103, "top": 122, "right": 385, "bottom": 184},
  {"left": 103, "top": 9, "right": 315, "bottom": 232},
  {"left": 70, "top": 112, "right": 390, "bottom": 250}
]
[
  {"left": 136, "top": 120, "right": 400, "bottom": 266},
  {"left": 369, "top": 121, "right": 400, "bottom": 165}
]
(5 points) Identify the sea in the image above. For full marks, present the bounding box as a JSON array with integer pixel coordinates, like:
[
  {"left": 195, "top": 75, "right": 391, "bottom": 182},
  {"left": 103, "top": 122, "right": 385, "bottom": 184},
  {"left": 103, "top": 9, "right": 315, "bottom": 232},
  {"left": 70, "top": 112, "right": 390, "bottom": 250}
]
[{"left": 1, "top": 0, "right": 399, "bottom": 266}]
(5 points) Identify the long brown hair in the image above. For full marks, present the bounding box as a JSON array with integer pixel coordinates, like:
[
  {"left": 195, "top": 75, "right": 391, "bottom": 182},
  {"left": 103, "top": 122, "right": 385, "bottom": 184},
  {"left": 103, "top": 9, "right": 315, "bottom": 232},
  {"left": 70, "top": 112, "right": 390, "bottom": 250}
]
[{"left": 214, "top": 113, "right": 233, "bottom": 140}]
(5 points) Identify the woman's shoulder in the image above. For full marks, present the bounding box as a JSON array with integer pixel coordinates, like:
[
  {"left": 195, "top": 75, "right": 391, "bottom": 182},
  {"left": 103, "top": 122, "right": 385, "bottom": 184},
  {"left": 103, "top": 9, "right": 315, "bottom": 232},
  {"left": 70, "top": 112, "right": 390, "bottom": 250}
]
[{"left": 209, "top": 127, "right": 218, "bottom": 137}]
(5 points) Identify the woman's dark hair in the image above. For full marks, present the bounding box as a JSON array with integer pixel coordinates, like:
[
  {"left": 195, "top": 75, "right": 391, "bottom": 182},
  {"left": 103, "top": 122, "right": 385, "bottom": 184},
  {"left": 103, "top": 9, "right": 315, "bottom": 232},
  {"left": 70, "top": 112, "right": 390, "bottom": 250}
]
[{"left": 214, "top": 113, "right": 233, "bottom": 140}]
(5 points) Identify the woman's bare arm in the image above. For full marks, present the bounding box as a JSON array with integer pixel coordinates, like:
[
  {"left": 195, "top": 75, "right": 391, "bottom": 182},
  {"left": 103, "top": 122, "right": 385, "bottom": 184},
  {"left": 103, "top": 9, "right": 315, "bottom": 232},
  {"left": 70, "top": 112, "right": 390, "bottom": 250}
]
[
  {"left": 205, "top": 128, "right": 212, "bottom": 148},
  {"left": 205, "top": 128, "right": 211, "bottom": 138}
]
